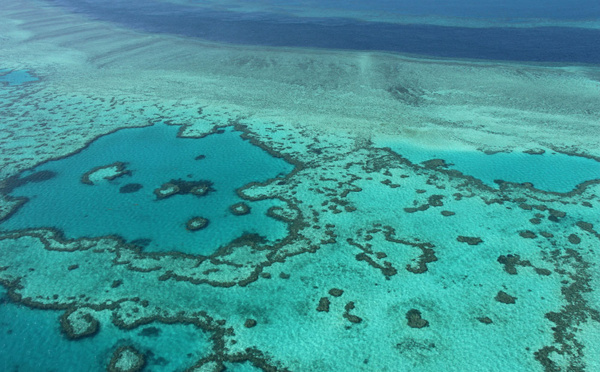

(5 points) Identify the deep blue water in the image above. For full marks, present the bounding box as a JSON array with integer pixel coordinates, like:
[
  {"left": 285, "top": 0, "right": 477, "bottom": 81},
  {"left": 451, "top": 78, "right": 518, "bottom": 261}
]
[
  {"left": 202, "top": 0, "right": 600, "bottom": 20},
  {"left": 1, "top": 124, "right": 293, "bottom": 254},
  {"left": 46, "top": 0, "right": 600, "bottom": 64}
]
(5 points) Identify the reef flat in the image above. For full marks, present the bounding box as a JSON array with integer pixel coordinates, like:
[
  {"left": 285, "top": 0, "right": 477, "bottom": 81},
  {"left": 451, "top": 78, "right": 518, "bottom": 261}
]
[{"left": 0, "top": 0, "right": 599, "bottom": 371}]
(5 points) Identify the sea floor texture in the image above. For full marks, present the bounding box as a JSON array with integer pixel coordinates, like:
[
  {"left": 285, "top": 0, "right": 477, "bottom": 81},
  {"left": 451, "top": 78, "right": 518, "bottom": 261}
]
[{"left": 0, "top": 0, "right": 599, "bottom": 371}]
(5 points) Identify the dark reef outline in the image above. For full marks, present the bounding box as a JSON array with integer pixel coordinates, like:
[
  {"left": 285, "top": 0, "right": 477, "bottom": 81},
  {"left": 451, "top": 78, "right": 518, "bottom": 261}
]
[
  {"left": 0, "top": 118, "right": 305, "bottom": 369},
  {"left": 80, "top": 161, "right": 130, "bottom": 185},
  {"left": 107, "top": 345, "right": 145, "bottom": 372},
  {"left": 0, "top": 116, "right": 598, "bottom": 371},
  {"left": 0, "top": 228, "right": 291, "bottom": 371}
]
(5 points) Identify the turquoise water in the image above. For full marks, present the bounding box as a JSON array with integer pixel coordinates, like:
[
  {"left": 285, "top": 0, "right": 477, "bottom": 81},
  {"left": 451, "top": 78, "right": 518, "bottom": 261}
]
[
  {"left": 1, "top": 124, "right": 293, "bottom": 254},
  {"left": 0, "top": 288, "right": 212, "bottom": 371},
  {"left": 0, "top": 69, "right": 39, "bottom": 86},
  {"left": 376, "top": 140, "right": 600, "bottom": 192},
  {"left": 1, "top": 0, "right": 600, "bottom": 371}
]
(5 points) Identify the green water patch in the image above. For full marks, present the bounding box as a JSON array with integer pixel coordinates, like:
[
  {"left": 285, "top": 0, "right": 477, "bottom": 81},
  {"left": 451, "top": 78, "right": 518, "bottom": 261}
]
[
  {"left": 0, "top": 69, "right": 39, "bottom": 86},
  {"left": 0, "top": 123, "right": 293, "bottom": 254},
  {"left": 375, "top": 139, "right": 600, "bottom": 193}
]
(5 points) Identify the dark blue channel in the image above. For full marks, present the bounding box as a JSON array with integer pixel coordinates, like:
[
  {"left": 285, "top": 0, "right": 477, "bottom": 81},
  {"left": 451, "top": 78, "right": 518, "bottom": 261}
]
[{"left": 47, "top": 0, "right": 600, "bottom": 64}]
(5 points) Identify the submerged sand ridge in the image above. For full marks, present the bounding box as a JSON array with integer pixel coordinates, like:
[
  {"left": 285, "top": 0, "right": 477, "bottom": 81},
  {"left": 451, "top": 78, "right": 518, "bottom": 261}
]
[{"left": 0, "top": 0, "right": 599, "bottom": 371}]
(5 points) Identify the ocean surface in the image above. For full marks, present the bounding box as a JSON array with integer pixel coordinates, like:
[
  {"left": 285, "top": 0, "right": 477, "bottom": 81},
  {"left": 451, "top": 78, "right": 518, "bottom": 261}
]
[
  {"left": 1, "top": 0, "right": 599, "bottom": 371},
  {"left": 48, "top": 0, "right": 600, "bottom": 63}
]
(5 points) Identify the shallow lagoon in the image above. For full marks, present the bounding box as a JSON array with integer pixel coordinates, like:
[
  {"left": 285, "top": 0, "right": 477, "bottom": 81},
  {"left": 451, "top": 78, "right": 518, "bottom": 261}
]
[
  {"left": 376, "top": 139, "right": 600, "bottom": 193},
  {"left": 0, "top": 69, "right": 38, "bottom": 86},
  {"left": 1, "top": 124, "right": 293, "bottom": 254}
]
